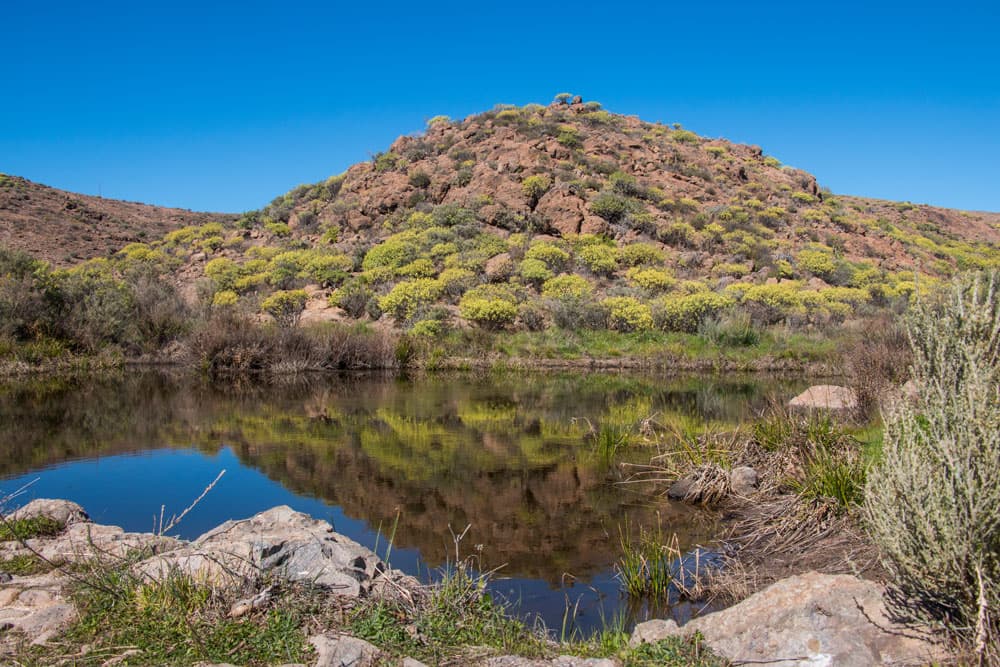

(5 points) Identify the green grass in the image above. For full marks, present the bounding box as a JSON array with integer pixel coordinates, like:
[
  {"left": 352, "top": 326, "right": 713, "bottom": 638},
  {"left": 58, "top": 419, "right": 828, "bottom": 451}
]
[
  {"left": 430, "top": 326, "right": 840, "bottom": 369},
  {"left": 22, "top": 568, "right": 313, "bottom": 666},
  {"left": 0, "top": 516, "right": 64, "bottom": 541},
  {"left": 0, "top": 554, "right": 53, "bottom": 575},
  {"left": 11, "top": 553, "right": 728, "bottom": 667}
]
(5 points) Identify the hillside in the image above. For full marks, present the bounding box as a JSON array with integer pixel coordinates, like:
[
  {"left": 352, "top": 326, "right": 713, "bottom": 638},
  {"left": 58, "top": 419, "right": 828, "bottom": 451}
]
[
  {"left": 0, "top": 174, "right": 235, "bottom": 266},
  {"left": 169, "top": 96, "right": 1000, "bottom": 334},
  {"left": 3, "top": 96, "right": 1000, "bottom": 359}
]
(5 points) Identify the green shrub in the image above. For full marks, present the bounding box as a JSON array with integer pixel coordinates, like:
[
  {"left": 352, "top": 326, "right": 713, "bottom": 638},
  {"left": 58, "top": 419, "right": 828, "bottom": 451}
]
[
  {"left": 378, "top": 278, "right": 443, "bottom": 323},
  {"left": 521, "top": 174, "right": 551, "bottom": 207},
  {"left": 524, "top": 242, "right": 570, "bottom": 271},
  {"left": 541, "top": 274, "right": 592, "bottom": 299},
  {"left": 410, "top": 319, "right": 442, "bottom": 337},
  {"left": 577, "top": 244, "right": 619, "bottom": 277},
  {"left": 408, "top": 170, "right": 431, "bottom": 188},
  {"left": 603, "top": 296, "right": 654, "bottom": 332},
  {"left": 654, "top": 292, "right": 734, "bottom": 332},
  {"left": 212, "top": 290, "right": 239, "bottom": 308},
  {"left": 263, "top": 221, "right": 291, "bottom": 237},
  {"left": 330, "top": 280, "right": 374, "bottom": 318},
  {"left": 260, "top": 289, "right": 307, "bottom": 328},
  {"left": 670, "top": 129, "right": 699, "bottom": 143},
  {"left": 437, "top": 268, "right": 476, "bottom": 299},
  {"left": 865, "top": 273, "right": 1000, "bottom": 650},
  {"left": 362, "top": 238, "right": 418, "bottom": 271},
  {"left": 658, "top": 221, "right": 697, "bottom": 248},
  {"left": 796, "top": 248, "right": 837, "bottom": 279},
  {"left": 459, "top": 297, "right": 518, "bottom": 330},
  {"left": 518, "top": 258, "right": 553, "bottom": 286},
  {"left": 627, "top": 267, "right": 675, "bottom": 292},
  {"left": 373, "top": 151, "right": 399, "bottom": 172},
  {"left": 609, "top": 171, "right": 641, "bottom": 197},
  {"left": 397, "top": 258, "right": 437, "bottom": 278},
  {"left": 620, "top": 243, "right": 665, "bottom": 266},
  {"left": 556, "top": 125, "right": 582, "bottom": 148},
  {"left": 589, "top": 193, "right": 634, "bottom": 223}
]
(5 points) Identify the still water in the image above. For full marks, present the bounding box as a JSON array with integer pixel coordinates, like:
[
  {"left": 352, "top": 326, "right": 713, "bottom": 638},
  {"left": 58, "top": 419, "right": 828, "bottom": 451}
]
[{"left": 0, "top": 370, "right": 808, "bottom": 633}]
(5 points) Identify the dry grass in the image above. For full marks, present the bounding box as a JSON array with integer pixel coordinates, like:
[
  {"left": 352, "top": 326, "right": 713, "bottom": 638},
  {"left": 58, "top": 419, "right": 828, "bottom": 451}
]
[{"left": 187, "top": 313, "right": 401, "bottom": 374}]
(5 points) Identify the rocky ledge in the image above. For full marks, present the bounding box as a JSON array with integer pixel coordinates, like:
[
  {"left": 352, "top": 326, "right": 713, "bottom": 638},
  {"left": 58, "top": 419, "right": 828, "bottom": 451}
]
[{"left": 0, "top": 499, "right": 945, "bottom": 666}]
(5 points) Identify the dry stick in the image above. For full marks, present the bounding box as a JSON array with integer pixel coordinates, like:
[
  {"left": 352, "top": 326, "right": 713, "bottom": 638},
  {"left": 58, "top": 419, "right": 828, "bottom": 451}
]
[
  {"left": 158, "top": 469, "right": 226, "bottom": 535},
  {"left": 976, "top": 562, "right": 988, "bottom": 667}
]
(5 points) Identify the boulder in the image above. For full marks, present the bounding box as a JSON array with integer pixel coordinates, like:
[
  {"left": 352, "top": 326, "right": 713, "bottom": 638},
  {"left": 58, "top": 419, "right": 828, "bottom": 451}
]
[
  {"left": 788, "top": 385, "right": 858, "bottom": 412},
  {"left": 729, "top": 466, "right": 759, "bottom": 496},
  {"left": 631, "top": 572, "right": 946, "bottom": 666},
  {"left": 10, "top": 499, "right": 88, "bottom": 527},
  {"left": 629, "top": 618, "right": 680, "bottom": 646},
  {"left": 137, "top": 506, "right": 403, "bottom": 598},
  {"left": 310, "top": 632, "right": 381, "bottom": 667}
]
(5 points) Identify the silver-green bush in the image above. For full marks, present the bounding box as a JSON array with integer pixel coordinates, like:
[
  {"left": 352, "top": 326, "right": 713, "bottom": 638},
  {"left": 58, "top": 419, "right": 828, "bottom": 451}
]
[{"left": 864, "top": 273, "right": 1000, "bottom": 653}]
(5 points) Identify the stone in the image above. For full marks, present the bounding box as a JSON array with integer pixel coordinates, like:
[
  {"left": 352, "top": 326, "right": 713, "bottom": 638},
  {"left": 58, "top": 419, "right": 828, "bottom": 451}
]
[
  {"left": 10, "top": 498, "right": 88, "bottom": 526},
  {"left": 402, "top": 659, "right": 429, "bottom": 667},
  {"left": 788, "top": 385, "right": 858, "bottom": 412},
  {"left": 666, "top": 477, "right": 693, "bottom": 500},
  {"left": 681, "top": 572, "right": 946, "bottom": 666},
  {"left": 310, "top": 632, "right": 381, "bottom": 667},
  {"left": 0, "top": 521, "right": 179, "bottom": 565},
  {"left": 729, "top": 466, "right": 759, "bottom": 496},
  {"left": 137, "top": 506, "right": 394, "bottom": 597},
  {"left": 0, "top": 572, "right": 76, "bottom": 646},
  {"left": 629, "top": 618, "right": 681, "bottom": 646}
]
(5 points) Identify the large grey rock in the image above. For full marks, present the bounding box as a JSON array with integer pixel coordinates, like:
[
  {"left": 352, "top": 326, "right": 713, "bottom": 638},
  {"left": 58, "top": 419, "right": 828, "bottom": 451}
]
[
  {"left": 310, "top": 632, "right": 381, "bottom": 667},
  {"left": 138, "top": 506, "right": 397, "bottom": 597},
  {"left": 0, "top": 572, "right": 76, "bottom": 646},
  {"left": 10, "top": 498, "right": 89, "bottom": 526},
  {"left": 788, "top": 385, "right": 858, "bottom": 412},
  {"left": 639, "top": 572, "right": 945, "bottom": 666}
]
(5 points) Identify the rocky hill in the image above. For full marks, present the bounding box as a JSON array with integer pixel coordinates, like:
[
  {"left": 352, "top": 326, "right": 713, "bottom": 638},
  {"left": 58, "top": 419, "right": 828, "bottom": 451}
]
[
  {"left": 6, "top": 97, "right": 1000, "bottom": 335},
  {"left": 0, "top": 174, "right": 235, "bottom": 266}
]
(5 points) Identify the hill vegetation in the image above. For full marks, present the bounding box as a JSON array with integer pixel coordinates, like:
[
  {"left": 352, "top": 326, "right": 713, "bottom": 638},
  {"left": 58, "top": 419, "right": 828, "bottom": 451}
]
[{"left": 1, "top": 95, "right": 999, "bottom": 369}]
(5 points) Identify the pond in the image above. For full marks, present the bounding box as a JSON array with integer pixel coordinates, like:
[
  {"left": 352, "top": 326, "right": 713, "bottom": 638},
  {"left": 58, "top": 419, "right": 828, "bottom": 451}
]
[{"left": 0, "top": 370, "right": 810, "bottom": 634}]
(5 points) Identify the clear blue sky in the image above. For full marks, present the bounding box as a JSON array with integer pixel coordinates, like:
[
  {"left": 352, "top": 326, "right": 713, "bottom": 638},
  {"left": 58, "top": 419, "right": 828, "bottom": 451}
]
[{"left": 2, "top": 1, "right": 998, "bottom": 213}]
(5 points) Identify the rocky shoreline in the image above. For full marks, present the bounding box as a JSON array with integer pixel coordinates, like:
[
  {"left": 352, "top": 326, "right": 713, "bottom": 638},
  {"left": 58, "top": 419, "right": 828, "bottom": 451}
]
[{"left": 0, "top": 499, "right": 945, "bottom": 666}]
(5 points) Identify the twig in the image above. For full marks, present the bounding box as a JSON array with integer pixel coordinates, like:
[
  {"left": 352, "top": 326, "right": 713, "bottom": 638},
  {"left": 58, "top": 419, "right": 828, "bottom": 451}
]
[{"left": 158, "top": 469, "right": 226, "bottom": 536}]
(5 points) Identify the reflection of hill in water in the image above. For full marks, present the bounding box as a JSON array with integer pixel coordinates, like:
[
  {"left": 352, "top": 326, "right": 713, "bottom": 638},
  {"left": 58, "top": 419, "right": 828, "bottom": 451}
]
[{"left": 0, "top": 371, "right": 805, "bottom": 581}]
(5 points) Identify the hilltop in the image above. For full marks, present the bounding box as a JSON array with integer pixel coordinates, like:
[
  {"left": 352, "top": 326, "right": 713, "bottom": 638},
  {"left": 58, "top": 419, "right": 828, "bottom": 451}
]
[
  {"left": 2, "top": 96, "right": 1000, "bottom": 369},
  {"left": 0, "top": 174, "right": 235, "bottom": 266},
  {"left": 178, "top": 96, "right": 1000, "bottom": 334}
]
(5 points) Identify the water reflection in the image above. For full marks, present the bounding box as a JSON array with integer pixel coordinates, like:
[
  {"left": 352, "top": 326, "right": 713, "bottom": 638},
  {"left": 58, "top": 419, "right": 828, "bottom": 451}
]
[{"left": 0, "top": 370, "right": 807, "bottom": 632}]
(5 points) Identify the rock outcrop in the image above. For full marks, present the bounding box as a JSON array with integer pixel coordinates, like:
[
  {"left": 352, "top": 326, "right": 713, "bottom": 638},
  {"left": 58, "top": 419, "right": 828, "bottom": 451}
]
[
  {"left": 788, "top": 385, "right": 858, "bottom": 412},
  {"left": 138, "top": 505, "right": 417, "bottom": 598},
  {"left": 630, "top": 571, "right": 945, "bottom": 666}
]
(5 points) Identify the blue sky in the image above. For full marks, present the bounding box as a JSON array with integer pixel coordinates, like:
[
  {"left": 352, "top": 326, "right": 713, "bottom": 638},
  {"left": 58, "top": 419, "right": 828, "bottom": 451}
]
[{"left": 2, "top": 1, "right": 998, "bottom": 213}]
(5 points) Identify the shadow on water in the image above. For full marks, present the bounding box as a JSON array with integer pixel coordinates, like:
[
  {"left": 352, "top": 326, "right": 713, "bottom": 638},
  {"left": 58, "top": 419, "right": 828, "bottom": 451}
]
[{"left": 0, "top": 369, "right": 810, "bottom": 634}]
